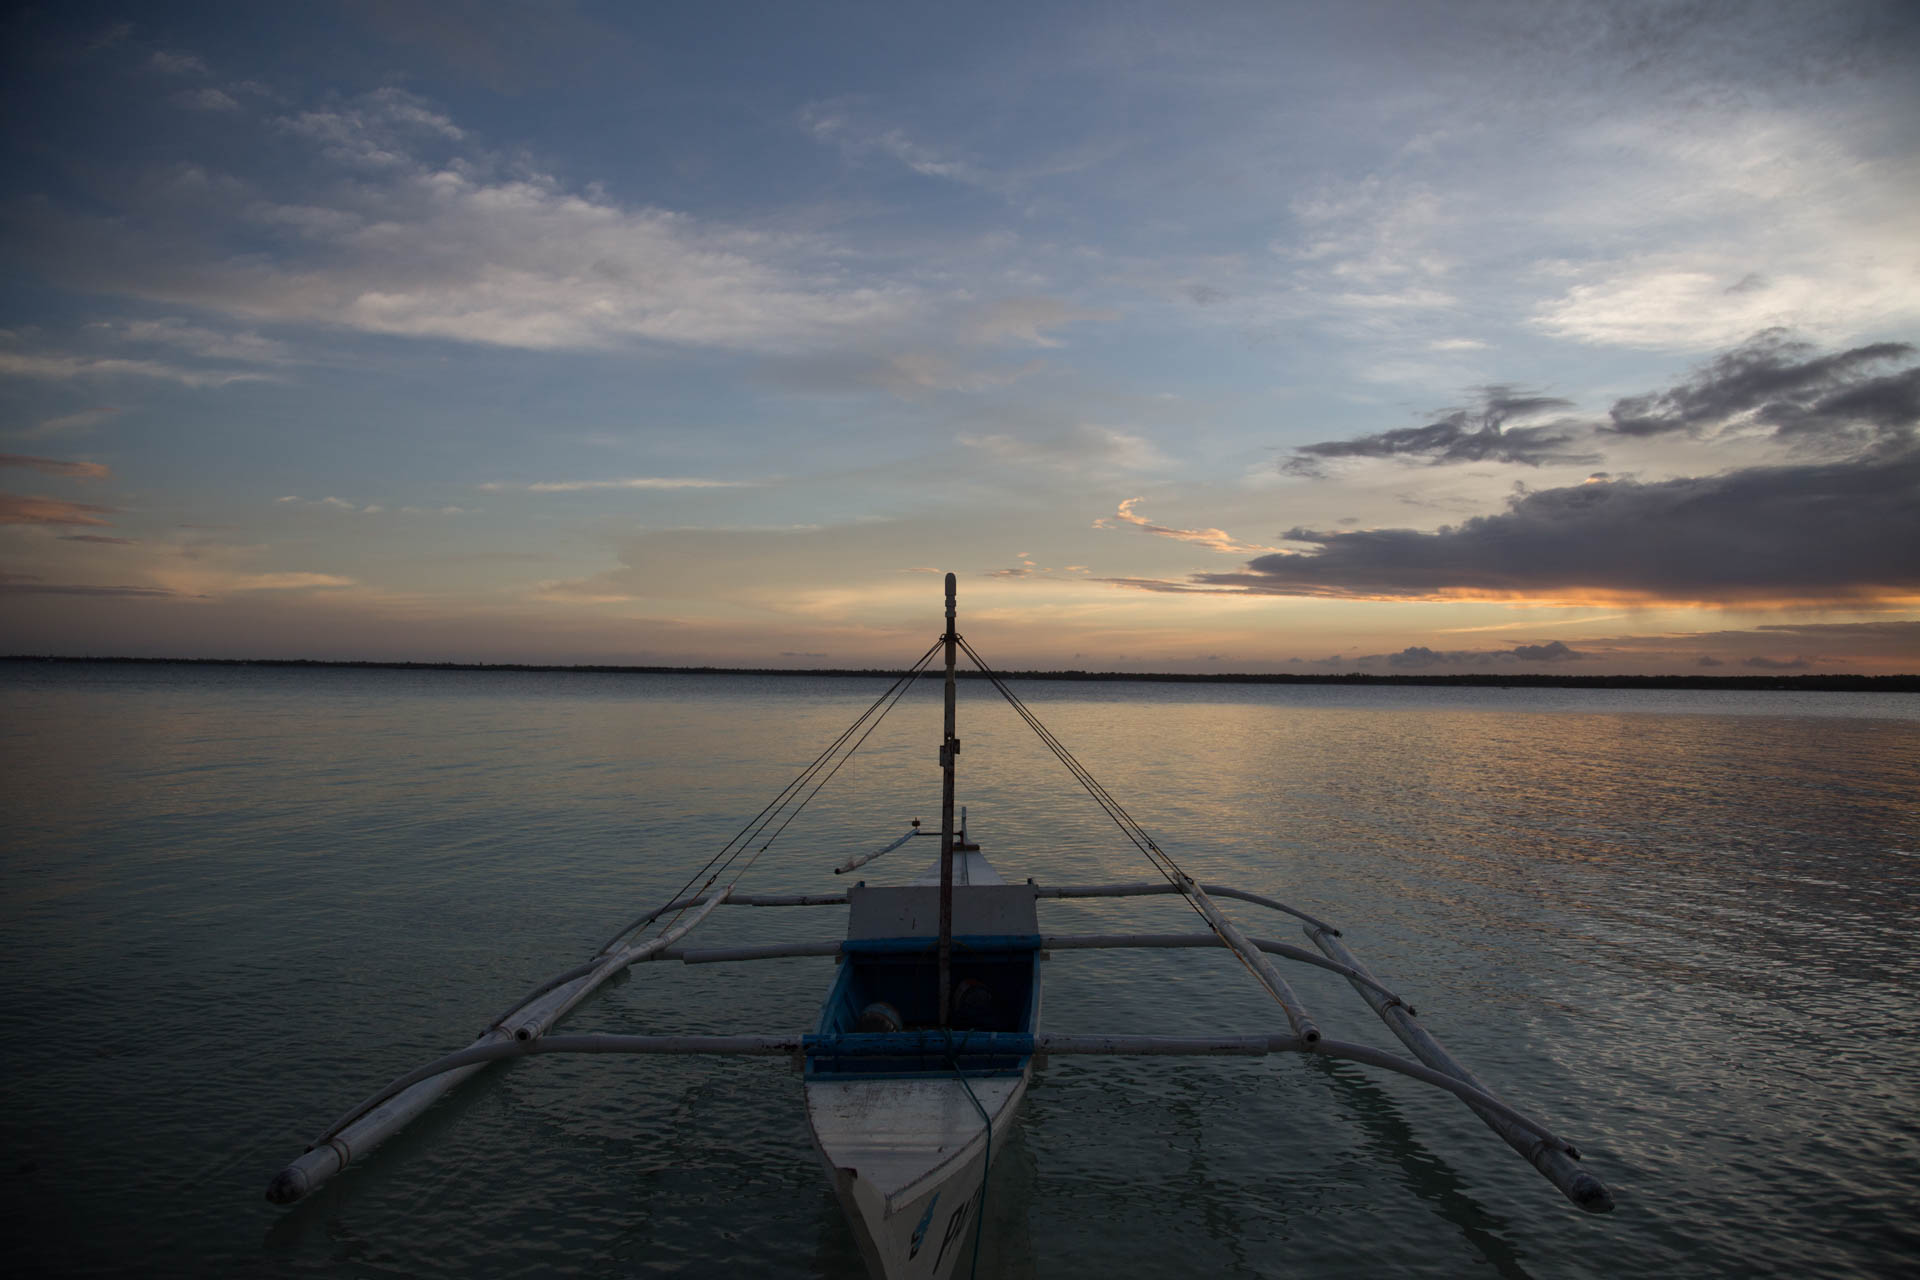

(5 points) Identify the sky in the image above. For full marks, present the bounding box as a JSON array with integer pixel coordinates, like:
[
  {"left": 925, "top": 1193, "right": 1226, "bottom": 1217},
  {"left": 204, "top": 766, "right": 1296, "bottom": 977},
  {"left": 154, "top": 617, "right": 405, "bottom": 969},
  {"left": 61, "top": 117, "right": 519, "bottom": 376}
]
[{"left": 2, "top": 0, "right": 1917, "bottom": 675}]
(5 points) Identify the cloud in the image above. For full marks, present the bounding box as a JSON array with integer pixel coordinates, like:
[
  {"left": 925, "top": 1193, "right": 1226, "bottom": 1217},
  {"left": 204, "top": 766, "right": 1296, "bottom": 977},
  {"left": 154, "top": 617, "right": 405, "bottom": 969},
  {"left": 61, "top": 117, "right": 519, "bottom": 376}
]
[
  {"left": 801, "top": 103, "right": 994, "bottom": 189},
  {"left": 1284, "top": 387, "right": 1597, "bottom": 475},
  {"left": 1094, "top": 498, "right": 1278, "bottom": 556},
  {"left": 1189, "top": 448, "right": 1920, "bottom": 606},
  {"left": 1526, "top": 98, "right": 1920, "bottom": 350},
  {"left": 1754, "top": 620, "right": 1920, "bottom": 644},
  {"left": 95, "top": 318, "right": 295, "bottom": 365},
  {"left": 83, "top": 23, "right": 134, "bottom": 52},
  {"left": 14, "top": 407, "right": 122, "bottom": 439},
  {"left": 280, "top": 86, "right": 465, "bottom": 170},
  {"left": 1, "top": 453, "right": 110, "bottom": 480},
  {"left": 1605, "top": 329, "right": 1916, "bottom": 450},
  {"left": 524, "top": 516, "right": 1018, "bottom": 623},
  {"left": 145, "top": 547, "right": 359, "bottom": 596},
  {"left": 1765, "top": 367, "right": 1920, "bottom": 450},
  {"left": 967, "top": 298, "right": 1110, "bottom": 348},
  {"left": 1539, "top": 268, "right": 1825, "bottom": 351},
  {"left": 174, "top": 88, "right": 240, "bottom": 112},
  {"left": 0, "top": 493, "right": 115, "bottom": 526},
  {"left": 990, "top": 556, "right": 1037, "bottom": 579},
  {"left": 150, "top": 51, "right": 209, "bottom": 75},
  {"left": 0, "top": 350, "right": 269, "bottom": 387},
  {"left": 1089, "top": 576, "right": 1227, "bottom": 595},
  {"left": 1171, "top": 334, "right": 1920, "bottom": 606},
  {"left": 1509, "top": 641, "right": 1586, "bottom": 662},
  {"left": 1744, "top": 654, "right": 1813, "bottom": 670},
  {"left": 883, "top": 352, "right": 1047, "bottom": 395},
  {"left": 272, "top": 493, "right": 464, "bottom": 516},
  {"left": 769, "top": 351, "right": 1047, "bottom": 397},
  {"left": 478, "top": 477, "right": 754, "bottom": 493},
  {"left": 2, "top": 515, "right": 359, "bottom": 600},
  {"left": 1282, "top": 178, "right": 1459, "bottom": 321},
  {"left": 959, "top": 425, "right": 1167, "bottom": 474},
  {"left": 19, "top": 88, "right": 919, "bottom": 355},
  {"left": 277, "top": 494, "right": 360, "bottom": 511},
  {"left": 1371, "top": 640, "right": 1590, "bottom": 670},
  {"left": 0, "top": 582, "right": 176, "bottom": 598},
  {"left": 213, "top": 572, "right": 355, "bottom": 592},
  {"left": 1553, "top": 621, "right": 1919, "bottom": 672}
]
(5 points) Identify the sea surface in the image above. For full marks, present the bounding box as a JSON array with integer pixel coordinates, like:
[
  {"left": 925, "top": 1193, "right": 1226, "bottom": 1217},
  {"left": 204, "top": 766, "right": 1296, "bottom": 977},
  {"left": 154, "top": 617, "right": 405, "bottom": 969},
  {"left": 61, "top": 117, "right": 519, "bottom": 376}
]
[{"left": 2, "top": 660, "right": 1917, "bottom": 1279}]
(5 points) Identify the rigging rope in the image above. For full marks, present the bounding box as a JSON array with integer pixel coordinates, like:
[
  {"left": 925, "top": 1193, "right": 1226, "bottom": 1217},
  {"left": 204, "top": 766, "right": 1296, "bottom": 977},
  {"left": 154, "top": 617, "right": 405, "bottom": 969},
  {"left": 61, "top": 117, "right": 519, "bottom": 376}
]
[
  {"left": 622, "top": 627, "right": 1288, "bottom": 1017},
  {"left": 956, "top": 637, "right": 1281, "bottom": 993},
  {"left": 956, "top": 639, "right": 1202, "bottom": 898},
  {"left": 619, "top": 638, "right": 943, "bottom": 950}
]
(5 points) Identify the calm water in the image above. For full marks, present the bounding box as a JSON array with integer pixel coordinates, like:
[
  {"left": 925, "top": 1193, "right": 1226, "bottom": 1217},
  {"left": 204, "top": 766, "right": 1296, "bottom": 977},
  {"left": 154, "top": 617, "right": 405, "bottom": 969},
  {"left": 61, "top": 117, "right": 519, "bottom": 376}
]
[{"left": 3, "top": 662, "right": 1917, "bottom": 1278}]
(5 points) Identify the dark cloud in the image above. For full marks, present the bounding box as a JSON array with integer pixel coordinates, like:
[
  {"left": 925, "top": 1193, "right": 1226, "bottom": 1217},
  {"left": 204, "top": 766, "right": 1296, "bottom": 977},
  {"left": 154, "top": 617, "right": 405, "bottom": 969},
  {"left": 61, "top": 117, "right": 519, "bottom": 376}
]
[
  {"left": 1744, "top": 655, "right": 1814, "bottom": 671},
  {"left": 1510, "top": 641, "right": 1584, "bottom": 662},
  {"left": 1697, "top": 655, "right": 1724, "bottom": 668},
  {"left": 1194, "top": 448, "right": 1920, "bottom": 604},
  {"left": 1285, "top": 387, "right": 1595, "bottom": 476},
  {"left": 1378, "top": 640, "right": 1589, "bottom": 670},
  {"left": 57, "top": 534, "right": 137, "bottom": 544},
  {"left": 1604, "top": 329, "right": 1916, "bottom": 448},
  {"left": 1759, "top": 366, "right": 1920, "bottom": 450},
  {"left": 1281, "top": 333, "right": 1920, "bottom": 485}
]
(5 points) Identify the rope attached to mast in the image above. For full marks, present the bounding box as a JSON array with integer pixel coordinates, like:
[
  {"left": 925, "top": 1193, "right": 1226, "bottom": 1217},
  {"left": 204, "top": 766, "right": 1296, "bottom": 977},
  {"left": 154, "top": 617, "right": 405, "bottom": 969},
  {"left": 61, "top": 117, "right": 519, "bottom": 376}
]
[
  {"left": 956, "top": 638, "right": 1204, "bottom": 907},
  {"left": 956, "top": 636, "right": 1303, "bottom": 1013},
  {"left": 611, "top": 638, "right": 944, "bottom": 953}
]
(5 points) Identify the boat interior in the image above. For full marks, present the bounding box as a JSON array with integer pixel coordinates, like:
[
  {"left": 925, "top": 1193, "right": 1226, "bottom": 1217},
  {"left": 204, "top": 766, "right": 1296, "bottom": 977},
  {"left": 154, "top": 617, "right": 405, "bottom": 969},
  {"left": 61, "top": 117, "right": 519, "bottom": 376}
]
[{"left": 808, "top": 937, "right": 1040, "bottom": 1079}]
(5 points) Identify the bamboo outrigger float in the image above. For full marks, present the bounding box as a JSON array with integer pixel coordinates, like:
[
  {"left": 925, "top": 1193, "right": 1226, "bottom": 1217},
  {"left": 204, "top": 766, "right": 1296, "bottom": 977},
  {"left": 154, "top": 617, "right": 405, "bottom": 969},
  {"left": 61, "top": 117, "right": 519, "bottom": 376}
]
[{"left": 266, "top": 574, "right": 1612, "bottom": 1276}]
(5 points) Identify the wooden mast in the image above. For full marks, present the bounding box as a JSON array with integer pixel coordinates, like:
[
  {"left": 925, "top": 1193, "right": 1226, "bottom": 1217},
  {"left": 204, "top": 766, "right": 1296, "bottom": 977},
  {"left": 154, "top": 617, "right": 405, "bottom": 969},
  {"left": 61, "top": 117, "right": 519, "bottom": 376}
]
[{"left": 937, "top": 571, "right": 958, "bottom": 1027}]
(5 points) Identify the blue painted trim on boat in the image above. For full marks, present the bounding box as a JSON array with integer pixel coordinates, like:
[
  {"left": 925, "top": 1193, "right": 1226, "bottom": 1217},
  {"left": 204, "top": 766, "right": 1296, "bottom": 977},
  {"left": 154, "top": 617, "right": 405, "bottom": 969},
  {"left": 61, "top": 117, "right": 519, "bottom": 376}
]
[
  {"left": 804, "top": 1031, "right": 1036, "bottom": 1055},
  {"left": 804, "top": 1031, "right": 1035, "bottom": 1080},
  {"left": 802, "top": 1059, "right": 1029, "bottom": 1082},
  {"left": 814, "top": 950, "right": 859, "bottom": 1038},
  {"left": 841, "top": 934, "right": 1042, "bottom": 955}
]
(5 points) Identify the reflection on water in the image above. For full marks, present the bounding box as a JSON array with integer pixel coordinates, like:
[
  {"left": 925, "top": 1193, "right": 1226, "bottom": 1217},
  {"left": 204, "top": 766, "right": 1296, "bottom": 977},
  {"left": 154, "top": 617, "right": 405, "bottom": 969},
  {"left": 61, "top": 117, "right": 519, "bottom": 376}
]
[
  {"left": 1312, "top": 1057, "right": 1531, "bottom": 1280},
  {"left": 2, "top": 662, "right": 1917, "bottom": 1278}
]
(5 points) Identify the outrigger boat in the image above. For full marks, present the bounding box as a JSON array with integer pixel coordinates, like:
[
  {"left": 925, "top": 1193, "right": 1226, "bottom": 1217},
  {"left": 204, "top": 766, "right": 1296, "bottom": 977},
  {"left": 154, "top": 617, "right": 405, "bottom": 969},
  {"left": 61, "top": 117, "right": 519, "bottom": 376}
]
[{"left": 266, "top": 574, "right": 1612, "bottom": 1277}]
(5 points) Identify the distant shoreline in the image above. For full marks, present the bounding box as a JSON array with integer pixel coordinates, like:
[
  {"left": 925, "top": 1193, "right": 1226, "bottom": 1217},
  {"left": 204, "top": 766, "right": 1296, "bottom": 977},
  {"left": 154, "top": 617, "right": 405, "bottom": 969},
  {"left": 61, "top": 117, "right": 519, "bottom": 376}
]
[{"left": 5, "top": 654, "right": 1916, "bottom": 693}]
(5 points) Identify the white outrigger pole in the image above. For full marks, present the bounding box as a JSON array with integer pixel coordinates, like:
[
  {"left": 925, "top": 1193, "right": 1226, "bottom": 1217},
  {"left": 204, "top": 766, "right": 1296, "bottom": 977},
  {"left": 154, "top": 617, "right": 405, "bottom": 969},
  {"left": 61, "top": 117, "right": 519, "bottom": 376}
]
[{"left": 267, "top": 574, "right": 1613, "bottom": 1233}]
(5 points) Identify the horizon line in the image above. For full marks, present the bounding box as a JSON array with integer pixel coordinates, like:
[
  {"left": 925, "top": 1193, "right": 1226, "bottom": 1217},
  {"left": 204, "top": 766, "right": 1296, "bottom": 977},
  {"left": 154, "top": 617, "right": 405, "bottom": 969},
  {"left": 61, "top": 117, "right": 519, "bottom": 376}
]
[{"left": 5, "top": 654, "right": 1916, "bottom": 692}]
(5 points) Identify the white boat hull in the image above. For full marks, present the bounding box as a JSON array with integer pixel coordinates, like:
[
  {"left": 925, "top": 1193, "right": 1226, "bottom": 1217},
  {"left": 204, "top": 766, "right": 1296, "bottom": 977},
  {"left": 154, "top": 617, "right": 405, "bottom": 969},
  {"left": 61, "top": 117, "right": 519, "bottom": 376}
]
[{"left": 807, "top": 1071, "right": 1031, "bottom": 1280}]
